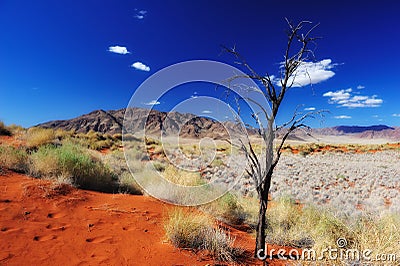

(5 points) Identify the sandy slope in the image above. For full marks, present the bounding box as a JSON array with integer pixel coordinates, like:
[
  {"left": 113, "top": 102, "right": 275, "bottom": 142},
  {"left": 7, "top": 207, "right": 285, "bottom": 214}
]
[
  {"left": 0, "top": 172, "right": 214, "bottom": 265},
  {"left": 0, "top": 172, "right": 296, "bottom": 266}
]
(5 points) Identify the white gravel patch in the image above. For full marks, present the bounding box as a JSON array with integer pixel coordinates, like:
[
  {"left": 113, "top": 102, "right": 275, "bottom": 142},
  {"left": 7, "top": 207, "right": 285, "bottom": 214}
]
[{"left": 268, "top": 151, "right": 400, "bottom": 216}]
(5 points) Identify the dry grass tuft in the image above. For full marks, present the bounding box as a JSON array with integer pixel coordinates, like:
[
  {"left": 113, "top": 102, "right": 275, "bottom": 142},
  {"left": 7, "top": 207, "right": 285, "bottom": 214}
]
[
  {"left": 162, "top": 164, "right": 203, "bottom": 186},
  {"left": 201, "top": 193, "right": 247, "bottom": 225},
  {"left": 0, "top": 144, "right": 28, "bottom": 173},
  {"left": 30, "top": 141, "right": 117, "bottom": 191},
  {"left": 26, "top": 127, "right": 56, "bottom": 148},
  {"left": 164, "top": 208, "right": 245, "bottom": 262},
  {"left": 236, "top": 195, "right": 400, "bottom": 264}
]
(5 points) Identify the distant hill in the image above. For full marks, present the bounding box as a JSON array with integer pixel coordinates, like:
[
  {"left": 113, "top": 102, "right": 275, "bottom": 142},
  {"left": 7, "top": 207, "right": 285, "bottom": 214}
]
[
  {"left": 333, "top": 125, "right": 394, "bottom": 134},
  {"left": 37, "top": 109, "right": 125, "bottom": 135},
  {"left": 312, "top": 125, "right": 399, "bottom": 139},
  {"left": 37, "top": 108, "right": 241, "bottom": 139},
  {"left": 36, "top": 108, "right": 399, "bottom": 141}
]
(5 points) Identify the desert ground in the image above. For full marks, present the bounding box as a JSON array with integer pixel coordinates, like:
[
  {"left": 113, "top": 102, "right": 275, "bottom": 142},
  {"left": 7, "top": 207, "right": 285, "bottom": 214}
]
[
  {"left": 1, "top": 130, "right": 399, "bottom": 265},
  {"left": 1, "top": 171, "right": 270, "bottom": 265}
]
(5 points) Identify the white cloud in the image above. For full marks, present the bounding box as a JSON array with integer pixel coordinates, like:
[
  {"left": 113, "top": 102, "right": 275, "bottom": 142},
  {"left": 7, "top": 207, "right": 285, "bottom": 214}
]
[
  {"left": 304, "top": 107, "right": 316, "bottom": 111},
  {"left": 372, "top": 115, "right": 379, "bottom": 118},
  {"left": 357, "top": 85, "right": 365, "bottom": 89},
  {"left": 281, "top": 59, "right": 336, "bottom": 87},
  {"left": 392, "top": 114, "right": 400, "bottom": 117},
  {"left": 364, "top": 98, "right": 383, "bottom": 105},
  {"left": 144, "top": 100, "right": 160, "bottom": 106},
  {"left": 202, "top": 110, "right": 212, "bottom": 114},
  {"left": 323, "top": 88, "right": 383, "bottom": 108},
  {"left": 334, "top": 115, "right": 351, "bottom": 119},
  {"left": 108, "top": 46, "right": 130, "bottom": 55},
  {"left": 323, "top": 89, "right": 351, "bottom": 102},
  {"left": 134, "top": 9, "right": 147, "bottom": 19},
  {"left": 131, "top": 62, "right": 150, "bottom": 71}
]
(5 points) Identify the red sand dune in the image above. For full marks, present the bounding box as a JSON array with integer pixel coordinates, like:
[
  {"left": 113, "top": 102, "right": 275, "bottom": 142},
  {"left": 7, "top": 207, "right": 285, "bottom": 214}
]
[{"left": 0, "top": 172, "right": 294, "bottom": 265}]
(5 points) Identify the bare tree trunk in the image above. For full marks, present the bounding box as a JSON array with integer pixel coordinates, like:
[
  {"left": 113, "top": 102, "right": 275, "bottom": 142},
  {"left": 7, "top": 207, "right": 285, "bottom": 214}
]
[
  {"left": 255, "top": 196, "right": 267, "bottom": 258},
  {"left": 255, "top": 119, "right": 274, "bottom": 259},
  {"left": 223, "top": 19, "right": 321, "bottom": 262}
]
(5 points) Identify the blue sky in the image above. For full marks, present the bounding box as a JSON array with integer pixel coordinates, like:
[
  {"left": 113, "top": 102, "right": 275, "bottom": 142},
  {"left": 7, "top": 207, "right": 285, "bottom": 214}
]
[{"left": 0, "top": 0, "right": 399, "bottom": 128}]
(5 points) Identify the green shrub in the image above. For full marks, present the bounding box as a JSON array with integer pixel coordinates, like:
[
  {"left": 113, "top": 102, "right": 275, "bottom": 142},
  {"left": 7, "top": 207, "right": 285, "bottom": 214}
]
[
  {"left": 0, "top": 144, "right": 28, "bottom": 172},
  {"left": 201, "top": 192, "right": 246, "bottom": 225},
  {"left": 117, "top": 172, "right": 143, "bottom": 195},
  {"left": 30, "top": 142, "right": 117, "bottom": 191}
]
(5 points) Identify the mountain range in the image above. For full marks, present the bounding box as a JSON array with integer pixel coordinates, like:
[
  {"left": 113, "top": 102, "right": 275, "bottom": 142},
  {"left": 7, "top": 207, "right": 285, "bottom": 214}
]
[
  {"left": 37, "top": 108, "right": 240, "bottom": 139},
  {"left": 37, "top": 108, "right": 400, "bottom": 141}
]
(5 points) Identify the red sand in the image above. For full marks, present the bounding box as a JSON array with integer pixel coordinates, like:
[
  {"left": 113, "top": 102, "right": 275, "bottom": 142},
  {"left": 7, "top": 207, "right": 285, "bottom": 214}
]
[
  {"left": 0, "top": 171, "right": 295, "bottom": 266},
  {"left": 0, "top": 172, "right": 212, "bottom": 265}
]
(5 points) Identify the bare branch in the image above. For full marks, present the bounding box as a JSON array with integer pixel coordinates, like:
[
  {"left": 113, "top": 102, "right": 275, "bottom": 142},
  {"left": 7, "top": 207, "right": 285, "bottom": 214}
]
[{"left": 223, "top": 19, "right": 322, "bottom": 257}]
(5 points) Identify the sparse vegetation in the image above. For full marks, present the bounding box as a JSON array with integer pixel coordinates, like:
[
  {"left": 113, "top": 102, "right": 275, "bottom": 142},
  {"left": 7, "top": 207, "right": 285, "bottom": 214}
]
[
  {"left": 117, "top": 171, "right": 143, "bottom": 195},
  {"left": 236, "top": 195, "right": 400, "bottom": 264},
  {"left": 25, "top": 127, "right": 56, "bottom": 148},
  {"left": 74, "top": 130, "right": 120, "bottom": 150},
  {"left": 103, "top": 149, "right": 143, "bottom": 195},
  {"left": 201, "top": 192, "right": 247, "bottom": 225},
  {"left": 282, "top": 142, "right": 400, "bottom": 155},
  {"left": 1, "top": 125, "right": 399, "bottom": 265},
  {"left": 162, "top": 164, "right": 203, "bottom": 186},
  {"left": 211, "top": 157, "right": 224, "bottom": 167},
  {"left": 0, "top": 144, "right": 28, "bottom": 172},
  {"left": 30, "top": 141, "right": 117, "bottom": 191},
  {"left": 164, "top": 208, "right": 244, "bottom": 262}
]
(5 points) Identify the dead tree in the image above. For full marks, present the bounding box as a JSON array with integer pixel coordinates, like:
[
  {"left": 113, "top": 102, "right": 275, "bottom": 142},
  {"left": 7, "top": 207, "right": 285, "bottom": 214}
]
[{"left": 224, "top": 19, "right": 324, "bottom": 259}]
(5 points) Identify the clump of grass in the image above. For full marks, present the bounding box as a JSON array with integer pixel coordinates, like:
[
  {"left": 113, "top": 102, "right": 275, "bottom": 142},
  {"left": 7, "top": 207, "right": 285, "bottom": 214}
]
[
  {"left": 165, "top": 208, "right": 210, "bottom": 248},
  {"left": 0, "top": 144, "right": 28, "bottom": 172},
  {"left": 353, "top": 213, "right": 400, "bottom": 264},
  {"left": 164, "top": 208, "right": 244, "bottom": 262},
  {"left": 117, "top": 172, "right": 143, "bottom": 195},
  {"left": 201, "top": 192, "right": 246, "bottom": 225},
  {"left": 102, "top": 149, "right": 144, "bottom": 195},
  {"left": 260, "top": 196, "right": 354, "bottom": 252},
  {"left": 30, "top": 141, "right": 117, "bottom": 191},
  {"left": 180, "top": 144, "right": 201, "bottom": 157},
  {"left": 300, "top": 206, "right": 353, "bottom": 251},
  {"left": 162, "top": 164, "right": 203, "bottom": 186},
  {"left": 242, "top": 195, "right": 400, "bottom": 264},
  {"left": 71, "top": 130, "right": 124, "bottom": 151},
  {"left": 211, "top": 157, "right": 224, "bottom": 167},
  {"left": 144, "top": 136, "right": 159, "bottom": 146},
  {"left": 112, "top": 133, "right": 122, "bottom": 140},
  {"left": 264, "top": 196, "right": 310, "bottom": 247},
  {"left": 0, "top": 121, "right": 11, "bottom": 136},
  {"left": 26, "top": 127, "right": 56, "bottom": 148},
  {"left": 54, "top": 128, "right": 75, "bottom": 140}
]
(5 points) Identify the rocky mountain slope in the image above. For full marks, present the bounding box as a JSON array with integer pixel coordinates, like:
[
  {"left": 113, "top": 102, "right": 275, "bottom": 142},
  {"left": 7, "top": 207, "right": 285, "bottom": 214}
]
[
  {"left": 37, "top": 108, "right": 236, "bottom": 138},
  {"left": 37, "top": 108, "right": 400, "bottom": 141}
]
